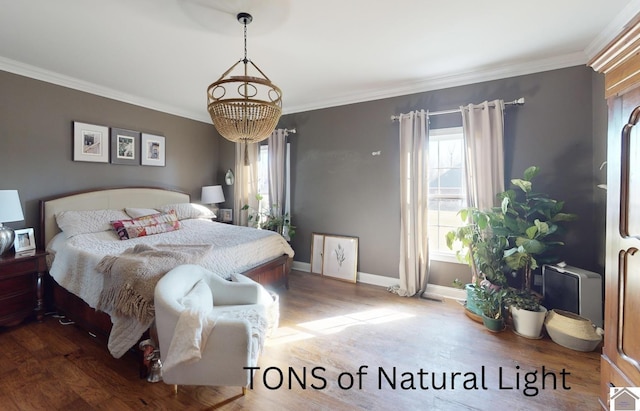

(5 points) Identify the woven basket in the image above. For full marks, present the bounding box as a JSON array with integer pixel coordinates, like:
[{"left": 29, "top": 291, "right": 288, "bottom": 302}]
[{"left": 545, "top": 309, "right": 602, "bottom": 351}]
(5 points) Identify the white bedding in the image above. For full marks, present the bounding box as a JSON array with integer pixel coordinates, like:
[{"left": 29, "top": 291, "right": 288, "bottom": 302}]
[{"left": 46, "top": 218, "right": 294, "bottom": 357}]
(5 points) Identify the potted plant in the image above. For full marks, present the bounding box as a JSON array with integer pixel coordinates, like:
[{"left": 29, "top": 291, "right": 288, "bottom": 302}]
[
  {"left": 241, "top": 195, "right": 296, "bottom": 240},
  {"left": 447, "top": 207, "right": 508, "bottom": 317},
  {"left": 474, "top": 284, "right": 507, "bottom": 332},
  {"left": 493, "top": 166, "right": 577, "bottom": 338}
]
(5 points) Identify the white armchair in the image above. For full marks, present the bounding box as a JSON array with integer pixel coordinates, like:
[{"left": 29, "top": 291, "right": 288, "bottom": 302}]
[{"left": 154, "top": 264, "right": 271, "bottom": 393}]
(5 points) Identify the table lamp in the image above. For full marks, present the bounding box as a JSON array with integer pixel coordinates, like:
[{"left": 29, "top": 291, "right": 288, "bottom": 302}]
[
  {"left": 0, "top": 190, "right": 25, "bottom": 255},
  {"left": 201, "top": 185, "right": 225, "bottom": 215}
]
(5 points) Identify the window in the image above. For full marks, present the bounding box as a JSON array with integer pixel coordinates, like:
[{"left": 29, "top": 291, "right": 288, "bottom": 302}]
[
  {"left": 256, "top": 143, "right": 291, "bottom": 226},
  {"left": 257, "top": 145, "right": 270, "bottom": 218},
  {"left": 428, "top": 127, "right": 467, "bottom": 261}
]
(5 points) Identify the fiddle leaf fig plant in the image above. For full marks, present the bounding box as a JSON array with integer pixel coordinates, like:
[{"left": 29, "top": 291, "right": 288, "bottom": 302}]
[
  {"left": 447, "top": 165, "right": 577, "bottom": 313},
  {"left": 493, "top": 166, "right": 577, "bottom": 293}
]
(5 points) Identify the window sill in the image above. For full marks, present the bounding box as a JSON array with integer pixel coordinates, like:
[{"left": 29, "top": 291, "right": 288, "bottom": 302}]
[{"left": 429, "top": 251, "right": 465, "bottom": 264}]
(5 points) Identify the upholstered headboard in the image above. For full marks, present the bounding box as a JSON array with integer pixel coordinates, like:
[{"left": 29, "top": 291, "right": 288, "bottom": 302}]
[{"left": 40, "top": 187, "right": 190, "bottom": 247}]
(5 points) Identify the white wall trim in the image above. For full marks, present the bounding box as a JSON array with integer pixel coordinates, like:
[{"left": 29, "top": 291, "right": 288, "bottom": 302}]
[
  {"left": 283, "top": 52, "right": 586, "bottom": 114},
  {"left": 422, "top": 284, "right": 466, "bottom": 301},
  {"left": 1, "top": 52, "right": 586, "bottom": 120},
  {"left": 585, "top": 0, "right": 640, "bottom": 60},
  {"left": 0, "top": 56, "right": 210, "bottom": 123},
  {"left": 292, "top": 260, "right": 466, "bottom": 301}
]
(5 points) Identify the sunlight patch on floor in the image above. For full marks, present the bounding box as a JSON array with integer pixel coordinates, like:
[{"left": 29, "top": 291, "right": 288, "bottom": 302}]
[
  {"left": 266, "top": 308, "right": 415, "bottom": 346},
  {"left": 265, "top": 326, "right": 316, "bottom": 346}
]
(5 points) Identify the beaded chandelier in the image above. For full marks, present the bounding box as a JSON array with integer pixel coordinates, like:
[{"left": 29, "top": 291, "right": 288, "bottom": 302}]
[{"left": 207, "top": 12, "right": 282, "bottom": 143}]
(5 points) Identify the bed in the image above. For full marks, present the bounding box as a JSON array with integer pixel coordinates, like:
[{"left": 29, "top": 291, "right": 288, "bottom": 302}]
[{"left": 40, "top": 186, "right": 294, "bottom": 358}]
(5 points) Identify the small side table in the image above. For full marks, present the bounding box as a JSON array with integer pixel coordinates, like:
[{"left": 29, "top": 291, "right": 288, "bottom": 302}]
[{"left": 0, "top": 250, "right": 47, "bottom": 327}]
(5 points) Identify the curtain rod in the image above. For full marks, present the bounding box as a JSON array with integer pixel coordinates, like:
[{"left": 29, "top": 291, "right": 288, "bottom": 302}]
[
  {"left": 390, "top": 97, "right": 525, "bottom": 121},
  {"left": 283, "top": 128, "right": 296, "bottom": 134}
]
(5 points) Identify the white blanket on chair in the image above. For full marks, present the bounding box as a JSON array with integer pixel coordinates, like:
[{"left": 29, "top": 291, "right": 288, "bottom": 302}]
[
  {"left": 163, "top": 307, "right": 268, "bottom": 373},
  {"left": 163, "top": 308, "right": 217, "bottom": 373}
]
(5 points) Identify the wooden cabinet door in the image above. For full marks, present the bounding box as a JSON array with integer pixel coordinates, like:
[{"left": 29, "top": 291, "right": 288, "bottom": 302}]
[{"left": 601, "top": 88, "right": 640, "bottom": 407}]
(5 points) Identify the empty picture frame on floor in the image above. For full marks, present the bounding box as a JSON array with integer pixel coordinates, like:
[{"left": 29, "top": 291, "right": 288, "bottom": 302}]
[
  {"left": 311, "top": 233, "right": 358, "bottom": 283},
  {"left": 310, "top": 233, "right": 325, "bottom": 275}
]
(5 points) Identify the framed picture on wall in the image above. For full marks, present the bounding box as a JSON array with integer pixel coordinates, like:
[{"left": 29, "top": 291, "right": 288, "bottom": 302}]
[
  {"left": 110, "top": 128, "right": 140, "bottom": 165},
  {"left": 73, "top": 121, "right": 109, "bottom": 163},
  {"left": 321, "top": 234, "right": 358, "bottom": 283},
  {"left": 141, "top": 133, "right": 165, "bottom": 166}
]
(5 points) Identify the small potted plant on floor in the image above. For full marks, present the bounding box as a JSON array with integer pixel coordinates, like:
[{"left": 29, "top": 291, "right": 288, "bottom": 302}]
[
  {"left": 474, "top": 284, "right": 507, "bottom": 332},
  {"left": 447, "top": 206, "right": 508, "bottom": 317}
]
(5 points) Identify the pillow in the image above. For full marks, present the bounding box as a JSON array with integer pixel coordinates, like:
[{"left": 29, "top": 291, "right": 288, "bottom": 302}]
[
  {"left": 157, "top": 203, "right": 215, "bottom": 220},
  {"left": 55, "top": 209, "right": 130, "bottom": 238},
  {"left": 180, "top": 279, "right": 213, "bottom": 313},
  {"left": 111, "top": 210, "right": 180, "bottom": 240},
  {"left": 124, "top": 207, "right": 159, "bottom": 218}
]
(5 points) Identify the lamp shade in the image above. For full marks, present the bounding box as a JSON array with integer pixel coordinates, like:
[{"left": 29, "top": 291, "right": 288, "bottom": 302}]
[
  {"left": 201, "top": 185, "right": 225, "bottom": 204},
  {"left": 0, "top": 190, "right": 24, "bottom": 223}
]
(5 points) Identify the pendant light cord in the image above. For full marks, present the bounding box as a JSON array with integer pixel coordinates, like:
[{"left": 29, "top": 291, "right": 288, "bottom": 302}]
[{"left": 243, "top": 21, "right": 248, "bottom": 64}]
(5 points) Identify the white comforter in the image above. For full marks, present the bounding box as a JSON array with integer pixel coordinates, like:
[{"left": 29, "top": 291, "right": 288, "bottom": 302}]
[{"left": 46, "top": 218, "right": 294, "bottom": 357}]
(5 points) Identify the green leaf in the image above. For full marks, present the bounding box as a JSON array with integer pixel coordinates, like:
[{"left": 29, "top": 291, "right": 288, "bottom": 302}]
[
  {"left": 459, "top": 208, "right": 469, "bottom": 222},
  {"left": 525, "top": 225, "right": 538, "bottom": 239},
  {"left": 551, "top": 212, "right": 578, "bottom": 222},
  {"left": 445, "top": 231, "right": 455, "bottom": 249},
  {"left": 511, "top": 179, "right": 532, "bottom": 193},
  {"left": 534, "top": 219, "right": 549, "bottom": 236},
  {"left": 516, "top": 238, "right": 546, "bottom": 254},
  {"left": 523, "top": 166, "right": 540, "bottom": 181},
  {"left": 501, "top": 196, "right": 510, "bottom": 214}
]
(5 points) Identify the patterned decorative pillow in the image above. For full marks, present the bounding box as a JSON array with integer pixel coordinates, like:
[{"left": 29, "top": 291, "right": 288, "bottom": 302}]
[
  {"left": 156, "top": 203, "right": 215, "bottom": 220},
  {"left": 111, "top": 210, "right": 180, "bottom": 240},
  {"left": 56, "top": 209, "right": 131, "bottom": 238}
]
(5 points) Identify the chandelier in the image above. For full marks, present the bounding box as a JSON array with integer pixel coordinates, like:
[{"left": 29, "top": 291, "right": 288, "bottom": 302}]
[{"left": 207, "top": 12, "right": 282, "bottom": 143}]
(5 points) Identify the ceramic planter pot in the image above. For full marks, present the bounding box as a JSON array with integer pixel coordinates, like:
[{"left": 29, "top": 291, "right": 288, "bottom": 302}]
[
  {"left": 465, "top": 283, "right": 482, "bottom": 316},
  {"left": 482, "top": 315, "right": 505, "bottom": 332},
  {"left": 510, "top": 305, "right": 548, "bottom": 338}
]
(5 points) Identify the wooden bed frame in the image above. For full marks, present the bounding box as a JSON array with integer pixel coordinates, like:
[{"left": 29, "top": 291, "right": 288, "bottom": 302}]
[{"left": 40, "top": 186, "right": 292, "bottom": 347}]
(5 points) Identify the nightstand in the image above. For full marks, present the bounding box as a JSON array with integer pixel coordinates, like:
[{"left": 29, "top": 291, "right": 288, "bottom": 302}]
[{"left": 0, "top": 250, "right": 47, "bottom": 327}]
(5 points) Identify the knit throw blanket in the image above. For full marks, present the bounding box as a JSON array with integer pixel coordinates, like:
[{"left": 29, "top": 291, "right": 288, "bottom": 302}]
[{"left": 96, "top": 243, "right": 213, "bottom": 324}]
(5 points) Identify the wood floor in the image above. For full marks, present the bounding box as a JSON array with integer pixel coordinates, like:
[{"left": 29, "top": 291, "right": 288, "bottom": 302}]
[{"left": 0, "top": 270, "right": 601, "bottom": 410}]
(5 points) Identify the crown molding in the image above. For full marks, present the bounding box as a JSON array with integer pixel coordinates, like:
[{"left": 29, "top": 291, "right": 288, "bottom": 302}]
[
  {"left": 585, "top": 0, "right": 640, "bottom": 60},
  {"left": 1, "top": 52, "right": 585, "bottom": 120},
  {"left": 0, "top": 56, "right": 211, "bottom": 123},
  {"left": 282, "top": 52, "right": 587, "bottom": 114}
]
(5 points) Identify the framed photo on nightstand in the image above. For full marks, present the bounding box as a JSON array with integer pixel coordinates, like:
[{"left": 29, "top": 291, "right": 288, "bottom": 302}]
[
  {"left": 219, "top": 208, "right": 233, "bottom": 223},
  {"left": 14, "top": 228, "right": 36, "bottom": 255}
]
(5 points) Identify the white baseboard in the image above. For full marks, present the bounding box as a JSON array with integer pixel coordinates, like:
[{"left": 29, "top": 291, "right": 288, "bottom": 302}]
[{"left": 291, "top": 260, "right": 466, "bottom": 300}]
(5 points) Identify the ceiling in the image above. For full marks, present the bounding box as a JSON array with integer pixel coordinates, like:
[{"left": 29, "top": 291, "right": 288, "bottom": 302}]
[{"left": 0, "top": 0, "right": 638, "bottom": 124}]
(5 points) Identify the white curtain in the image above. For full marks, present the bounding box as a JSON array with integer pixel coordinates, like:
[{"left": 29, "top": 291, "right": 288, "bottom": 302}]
[
  {"left": 267, "top": 129, "right": 292, "bottom": 240},
  {"left": 393, "top": 110, "right": 430, "bottom": 297},
  {"left": 234, "top": 142, "right": 259, "bottom": 226},
  {"left": 460, "top": 100, "right": 505, "bottom": 209},
  {"left": 268, "top": 129, "right": 286, "bottom": 217}
]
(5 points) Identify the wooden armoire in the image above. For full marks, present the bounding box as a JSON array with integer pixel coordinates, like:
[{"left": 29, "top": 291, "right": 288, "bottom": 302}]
[{"left": 590, "top": 13, "right": 640, "bottom": 410}]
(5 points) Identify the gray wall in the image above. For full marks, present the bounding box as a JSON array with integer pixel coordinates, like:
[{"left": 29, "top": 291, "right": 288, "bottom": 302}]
[
  {"left": 0, "top": 65, "right": 607, "bottom": 288},
  {"left": 278, "top": 65, "right": 607, "bottom": 286},
  {"left": 0, "top": 70, "right": 221, "bottom": 245}
]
